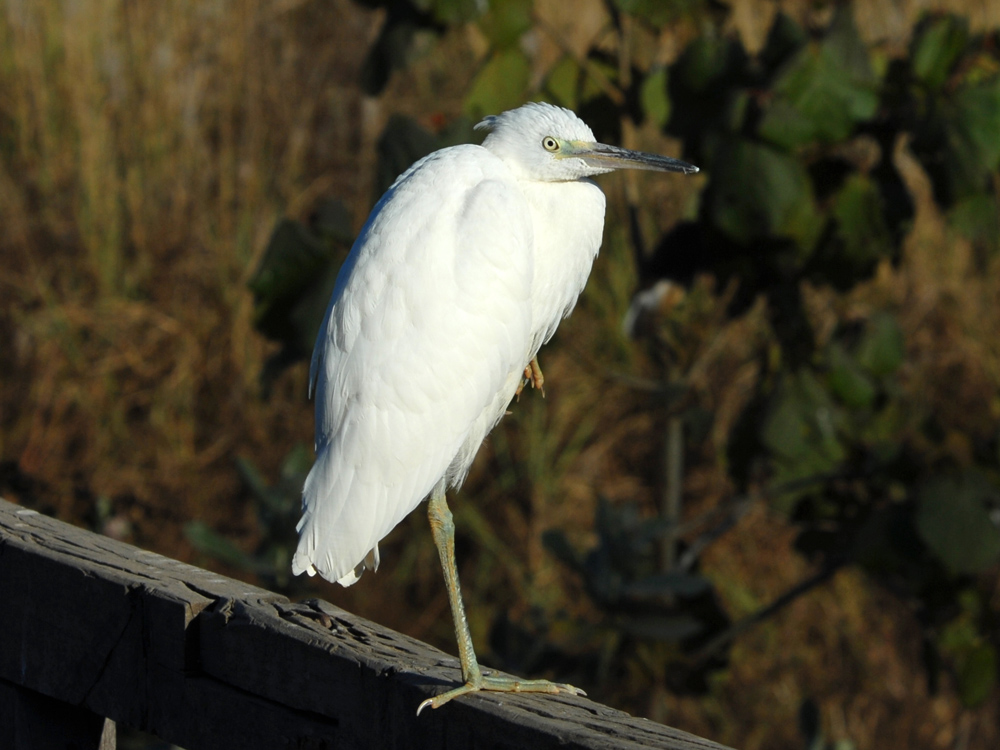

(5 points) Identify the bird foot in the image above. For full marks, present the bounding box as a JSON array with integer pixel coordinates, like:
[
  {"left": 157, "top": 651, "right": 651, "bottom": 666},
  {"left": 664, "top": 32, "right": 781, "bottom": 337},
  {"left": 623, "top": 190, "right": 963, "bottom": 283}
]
[
  {"left": 417, "top": 673, "right": 585, "bottom": 714},
  {"left": 514, "top": 357, "right": 545, "bottom": 400}
]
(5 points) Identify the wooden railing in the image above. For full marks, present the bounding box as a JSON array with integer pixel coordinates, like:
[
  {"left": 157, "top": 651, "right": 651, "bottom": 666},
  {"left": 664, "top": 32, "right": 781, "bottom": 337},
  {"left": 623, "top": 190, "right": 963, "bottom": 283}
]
[{"left": 0, "top": 497, "right": 735, "bottom": 749}]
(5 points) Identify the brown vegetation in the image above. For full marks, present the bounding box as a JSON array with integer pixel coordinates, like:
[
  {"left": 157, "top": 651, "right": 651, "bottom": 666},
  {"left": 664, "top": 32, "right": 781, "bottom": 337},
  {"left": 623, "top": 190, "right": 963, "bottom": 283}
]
[{"left": 1, "top": 2, "right": 998, "bottom": 749}]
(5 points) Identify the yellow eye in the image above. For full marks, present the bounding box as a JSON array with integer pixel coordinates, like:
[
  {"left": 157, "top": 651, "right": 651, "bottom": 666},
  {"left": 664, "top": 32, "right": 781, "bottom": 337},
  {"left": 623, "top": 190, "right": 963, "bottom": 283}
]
[{"left": 542, "top": 136, "right": 560, "bottom": 152}]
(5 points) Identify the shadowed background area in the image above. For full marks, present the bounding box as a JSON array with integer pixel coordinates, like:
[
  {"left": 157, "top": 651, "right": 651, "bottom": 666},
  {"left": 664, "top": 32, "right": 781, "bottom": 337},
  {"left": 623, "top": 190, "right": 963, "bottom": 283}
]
[{"left": 1, "top": 1, "right": 999, "bottom": 748}]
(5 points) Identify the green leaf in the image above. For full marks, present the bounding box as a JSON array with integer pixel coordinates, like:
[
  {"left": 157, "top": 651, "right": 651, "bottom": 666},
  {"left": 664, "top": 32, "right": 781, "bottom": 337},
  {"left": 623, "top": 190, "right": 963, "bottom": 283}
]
[
  {"left": 761, "top": 371, "right": 843, "bottom": 463},
  {"left": 542, "top": 529, "right": 584, "bottom": 572},
  {"left": 545, "top": 56, "right": 579, "bottom": 110},
  {"left": 858, "top": 399, "right": 908, "bottom": 463},
  {"left": 828, "top": 342, "right": 876, "bottom": 408},
  {"left": 248, "top": 218, "right": 345, "bottom": 357},
  {"left": 710, "top": 138, "right": 823, "bottom": 252},
  {"left": 957, "top": 644, "right": 997, "bottom": 707},
  {"left": 610, "top": 0, "right": 681, "bottom": 28},
  {"left": 309, "top": 197, "right": 354, "bottom": 245},
  {"left": 478, "top": 0, "right": 533, "bottom": 49},
  {"left": 675, "top": 35, "right": 731, "bottom": 92},
  {"left": 755, "top": 100, "right": 815, "bottom": 150},
  {"left": 725, "top": 89, "right": 751, "bottom": 132},
  {"left": 940, "top": 75, "right": 1000, "bottom": 199},
  {"left": 854, "top": 312, "right": 905, "bottom": 378},
  {"left": 235, "top": 456, "right": 270, "bottom": 501},
  {"left": 761, "top": 369, "right": 847, "bottom": 510},
  {"left": 360, "top": 20, "right": 441, "bottom": 97},
  {"left": 248, "top": 219, "right": 333, "bottom": 311},
  {"left": 280, "top": 443, "right": 314, "bottom": 480},
  {"left": 760, "top": 12, "right": 808, "bottom": 72},
  {"left": 580, "top": 58, "right": 618, "bottom": 105},
  {"left": 758, "top": 8, "right": 879, "bottom": 149},
  {"left": 640, "top": 67, "right": 671, "bottom": 129},
  {"left": 376, "top": 115, "right": 441, "bottom": 198},
  {"left": 949, "top": 193, "right": 1000, "bottom": 257},
  {"left": 915, "top": 472, "right": 1000, "bottom": 576},
  {"left": 911, "top": 14, "right": 969, "bottom": 91},
  {"left": 832, "top": 174, "right": 893, "bottom": 268},
  {"left": 623, "top": 572, "right": 712, "bottom": 599},
  {"left": 464, "top": 49, "right": 531, "bottom": 119},
  {"left": 939, "top": 592, "right": 998, "bottom": 707},
  {"left": 621, "top": 614, "right": 704, "bottom": 642},
  {"left": 185, "top": 521, "right": 254, "bottom": 569},
  {"left": 429, "top": 0, "right": 483, "bottom": 24}
]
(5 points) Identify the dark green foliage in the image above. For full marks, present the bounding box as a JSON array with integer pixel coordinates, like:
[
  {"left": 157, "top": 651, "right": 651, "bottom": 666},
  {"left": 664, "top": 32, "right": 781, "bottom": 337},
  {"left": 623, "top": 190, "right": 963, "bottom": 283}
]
[
  {"left": 358, "top": 1, "right": 442, "bottom": 96},
  {"left": 250, "top": 115, "right": 478, "bottom": 392},
  {"left": 543, "top": 498, "right": 730, "bottom": 690},
  {"left": 650, "top": 16, "right": 1000, "bottom": 712},
  {"left": 754, "top": 310, "right": 1000, "bottom": 706},
  {"left": 375, "top": 114, "right": 478, "bottom": 198},
  {"left": 247, "top": 203, "right": 352, "bottom": 395},
  {"left": 907, "top": 16, "right": 1000, "bottom": 207},
  {"left": 911, "top": 15, "right": 969, "bottom": 91},
  {"left": 418, "top": 0, "right": 484, "bottom": 24},
  {"left": 186, "top": 445, "right": 313, "bottom": 592},
  {"left": 709, "top": 138, "right": 823, "bottom": 251},
  {"left": 939, "top": 77, "right": 1000, "bottom": 200},
  {"left": 640, "top": 67, "right": 671, "bottom": 129},
  {"left": 478, "top": 0, "right": 533, "bottom": 49},
  {"left": 950, "top": 193, "right": 1000, "bottom": 258},
  {"left": 939, "top": 591, "right": 999, "bottom": 708},
  {"left": 854, "top": 312, "right": 905, "bottom": 378},
  {"left": 465, "top": 48, "right": 532, "bottom": 119},
  {"left": 610, "top": 0, "right": 695, "bottom": 28},
  {"left": 916, "top": 472, "right": 1000, "bottom": 576},
  {"left": 761, "top": 369, "right": 847, "bottom": 510},
  {"left": 831, "top": 174, "right": 894, "bottom": 269},
  {"left": 827, "top": 341, "right": 876, "bottom": 408},
  {"left": 246, "top": 0, "right": 1000, "bottom": 713},
  {"left": 758, "top": 8, "right": 879, "bottom": 150}
]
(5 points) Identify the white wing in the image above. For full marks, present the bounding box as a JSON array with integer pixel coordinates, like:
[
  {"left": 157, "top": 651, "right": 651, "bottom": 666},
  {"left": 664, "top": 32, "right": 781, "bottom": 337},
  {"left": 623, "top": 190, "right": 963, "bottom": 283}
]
[{"left": 293, "top": 145, "right": 535, "bottom": 585}]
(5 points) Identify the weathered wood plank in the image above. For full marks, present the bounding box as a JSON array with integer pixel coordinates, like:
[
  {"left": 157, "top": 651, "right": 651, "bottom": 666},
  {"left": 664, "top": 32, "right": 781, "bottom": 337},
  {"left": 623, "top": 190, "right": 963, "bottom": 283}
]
[
  {"left": 0, "top": 678, "right": 115, "bottom": 750},
  {"left": 199, "top": 597, "right": 730, "bottom": 750},
  {"left": 0, "top": 497, "right": 735, "bottom": 750}
]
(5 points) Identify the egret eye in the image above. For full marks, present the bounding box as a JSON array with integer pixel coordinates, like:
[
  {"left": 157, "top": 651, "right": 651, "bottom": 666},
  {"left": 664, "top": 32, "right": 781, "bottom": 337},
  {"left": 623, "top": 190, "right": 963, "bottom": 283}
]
[{"left": 542, "top": 136, "right": 560, "bottom": 152}]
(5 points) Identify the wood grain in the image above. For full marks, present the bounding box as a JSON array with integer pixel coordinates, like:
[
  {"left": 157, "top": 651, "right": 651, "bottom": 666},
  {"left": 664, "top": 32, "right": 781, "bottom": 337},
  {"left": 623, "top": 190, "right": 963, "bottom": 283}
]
[{"left": 0, "top": 497, "right": 735, "bottom": 750}]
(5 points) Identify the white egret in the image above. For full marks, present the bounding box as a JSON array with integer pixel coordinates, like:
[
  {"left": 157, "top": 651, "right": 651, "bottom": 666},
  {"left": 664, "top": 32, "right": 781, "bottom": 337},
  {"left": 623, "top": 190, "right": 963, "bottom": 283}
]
[{"left": 292, "top": 102, "right": 698, "bottom": 712}]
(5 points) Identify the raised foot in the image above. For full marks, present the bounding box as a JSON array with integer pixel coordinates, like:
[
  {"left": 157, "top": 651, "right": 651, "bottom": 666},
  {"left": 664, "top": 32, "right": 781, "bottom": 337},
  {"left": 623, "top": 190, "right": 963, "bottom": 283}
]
[
  {"left": 416, "top": 673, "right": 585, "bottom": 715},
  {"left": 514, "top": 357, "right": 545, "bottom": 400}
]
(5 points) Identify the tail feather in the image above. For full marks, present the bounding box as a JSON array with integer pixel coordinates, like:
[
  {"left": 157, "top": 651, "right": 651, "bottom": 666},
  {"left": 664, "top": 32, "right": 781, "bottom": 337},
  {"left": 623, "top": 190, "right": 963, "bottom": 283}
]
[{"left": 292, "top": 444, "right": 379, "bottom": 585}]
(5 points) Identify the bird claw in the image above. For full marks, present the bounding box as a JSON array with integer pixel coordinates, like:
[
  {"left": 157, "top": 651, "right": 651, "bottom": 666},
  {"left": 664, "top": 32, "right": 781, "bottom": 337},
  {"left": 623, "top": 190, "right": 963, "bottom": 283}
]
[
  {"left": 416, "top": 673, "right": 585, "bottom": 715},
  {"left": 514, "top": 357, "right": 545, "bottom": 401}
]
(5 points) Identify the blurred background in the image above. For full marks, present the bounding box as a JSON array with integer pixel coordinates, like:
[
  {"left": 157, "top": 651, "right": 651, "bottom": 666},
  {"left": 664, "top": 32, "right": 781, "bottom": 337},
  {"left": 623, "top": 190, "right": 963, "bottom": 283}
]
[{"left": 1, "top": 0, "right": 999, "bottom": 748}]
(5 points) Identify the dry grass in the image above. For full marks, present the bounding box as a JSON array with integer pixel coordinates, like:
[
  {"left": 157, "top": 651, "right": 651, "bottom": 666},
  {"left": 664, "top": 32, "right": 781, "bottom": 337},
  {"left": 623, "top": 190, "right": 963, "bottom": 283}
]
[
  {"left": 1, "top": 2, "right": 999, "bottom": 749},
  {"left": 0, "top": 0, "right": 379, "bottom": 546}
]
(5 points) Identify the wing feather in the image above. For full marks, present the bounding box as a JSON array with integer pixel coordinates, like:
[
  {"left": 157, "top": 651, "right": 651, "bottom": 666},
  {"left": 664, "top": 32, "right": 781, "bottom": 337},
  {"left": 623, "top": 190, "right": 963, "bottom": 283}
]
[{"left": 293, "top": 146, "right": 534, "bottom": 584}]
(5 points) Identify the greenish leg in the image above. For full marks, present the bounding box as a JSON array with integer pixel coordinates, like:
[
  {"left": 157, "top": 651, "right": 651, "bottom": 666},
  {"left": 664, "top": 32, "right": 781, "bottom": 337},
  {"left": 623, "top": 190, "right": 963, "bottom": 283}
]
[{"left": 417, "top": 484, "right": 584, "bottom": 715}]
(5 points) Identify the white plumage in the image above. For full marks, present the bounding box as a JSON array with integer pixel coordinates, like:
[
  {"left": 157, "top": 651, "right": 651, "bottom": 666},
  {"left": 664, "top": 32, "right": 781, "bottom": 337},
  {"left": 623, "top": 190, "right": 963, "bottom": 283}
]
[
  {"left": 291, "top": 101, "right": 696, "bottom": 712},
  {"left": 295, "top": 104, "right": 595, "bottom": 581}
]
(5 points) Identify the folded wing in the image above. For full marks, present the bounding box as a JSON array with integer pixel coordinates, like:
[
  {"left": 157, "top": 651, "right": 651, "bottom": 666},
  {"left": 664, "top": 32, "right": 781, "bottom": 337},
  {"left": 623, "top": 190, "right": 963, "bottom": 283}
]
[{"left": 293, "top": 145, "right": 535, "bottom": 585}]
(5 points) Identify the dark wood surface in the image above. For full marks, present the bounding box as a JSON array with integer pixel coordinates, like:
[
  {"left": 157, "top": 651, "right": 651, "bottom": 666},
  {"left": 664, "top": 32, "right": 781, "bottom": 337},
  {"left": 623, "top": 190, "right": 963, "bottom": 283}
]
[
  {"left": 0, "top": 678, "right": 115, "bottom": 750},
  {"left": 0, "top": 497, "right": 735, "bottom": 750}
]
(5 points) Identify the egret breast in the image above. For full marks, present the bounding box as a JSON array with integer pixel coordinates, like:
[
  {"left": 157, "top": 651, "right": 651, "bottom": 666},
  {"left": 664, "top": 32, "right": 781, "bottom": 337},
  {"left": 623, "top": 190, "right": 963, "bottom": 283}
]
[{"left": 521, "top": 178, "right": 606, "bottom": 353}]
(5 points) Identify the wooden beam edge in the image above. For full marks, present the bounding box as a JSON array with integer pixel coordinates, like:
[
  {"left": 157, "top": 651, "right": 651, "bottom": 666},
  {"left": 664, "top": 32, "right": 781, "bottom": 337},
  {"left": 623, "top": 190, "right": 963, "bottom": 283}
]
[{"left": 0, "top": 497, "right": 736, "bottom": 750}]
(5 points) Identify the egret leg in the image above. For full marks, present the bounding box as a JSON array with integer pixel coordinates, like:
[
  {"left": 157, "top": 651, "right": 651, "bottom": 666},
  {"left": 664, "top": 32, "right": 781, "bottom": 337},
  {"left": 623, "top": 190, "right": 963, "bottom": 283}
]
[
  {"left": 514, "top": 356, "right": 545, "bottom": 400},
  {"left": 417, "top": 485, "right": 584, "bottom": 714}
]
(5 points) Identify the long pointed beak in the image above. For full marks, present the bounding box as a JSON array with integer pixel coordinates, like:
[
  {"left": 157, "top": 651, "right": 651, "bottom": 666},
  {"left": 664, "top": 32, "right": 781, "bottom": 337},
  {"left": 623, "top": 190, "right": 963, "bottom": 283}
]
[{"left": 574, "top": 142, "right": 699, "bottom": 174}]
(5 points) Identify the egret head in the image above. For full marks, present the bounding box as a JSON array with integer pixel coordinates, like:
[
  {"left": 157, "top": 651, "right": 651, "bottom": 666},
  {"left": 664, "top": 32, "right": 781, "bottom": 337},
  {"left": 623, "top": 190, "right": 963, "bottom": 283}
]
[{"left": 476, "top": 102, "right": 698, "bottom": 182}]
